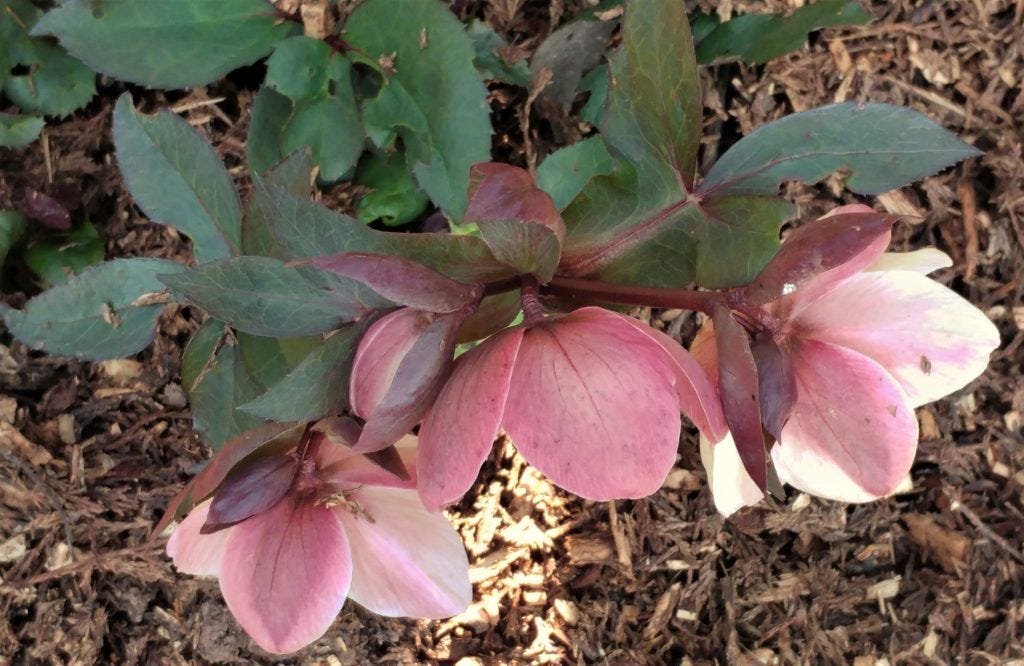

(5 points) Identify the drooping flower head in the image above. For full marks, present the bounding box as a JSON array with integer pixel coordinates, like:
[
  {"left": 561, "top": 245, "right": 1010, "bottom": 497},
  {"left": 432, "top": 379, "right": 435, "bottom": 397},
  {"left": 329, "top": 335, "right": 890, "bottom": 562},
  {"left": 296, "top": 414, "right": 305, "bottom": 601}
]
[
  {"left": 696, "top": 205, "right": 1000, "bottom": 515},
  {"left": 164, "top": 420, "right": 471, "bottom": 654}
]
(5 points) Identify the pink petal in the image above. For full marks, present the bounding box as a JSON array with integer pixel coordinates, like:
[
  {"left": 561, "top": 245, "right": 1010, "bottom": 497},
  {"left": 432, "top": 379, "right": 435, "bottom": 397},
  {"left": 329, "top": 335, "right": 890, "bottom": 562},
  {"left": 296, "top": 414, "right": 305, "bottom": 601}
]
[
  {"left": 773, "top": 204, "right": 891, "bottom": 318},
  {"left": 699, "top": 432, "right": 763, "bottom": 517},
  {"left": 502, "top": 307, "right": 681, "bottom": 500},
  {"left": 339, "top": 486, "right": 471, "bottom": 618},
  {"left": 867, "top": 248, "right": 952, "bottom": 275},
  {"left": 793, "top": 271, "right": 999, "bottom": 407},
  {"left": 417, "top": 328, "right": 523, "bottom": 511},
  {"left": 618, "top": 315, "right": 728, "bottom": 441},
  {"left": 166, "top": 500, "right": 230, "bottom": 576},
  {"left": 219, "top": 495, "right": 351, "bottom": 654},
  {"left": 349, "top": 308, "right": 431, "bottom": 419},
  {"left": 322, "top": 434, "right": 419, "bottom": 490},
  {"left": 773, "top": 340, "right": 919, "bottom": 502}
]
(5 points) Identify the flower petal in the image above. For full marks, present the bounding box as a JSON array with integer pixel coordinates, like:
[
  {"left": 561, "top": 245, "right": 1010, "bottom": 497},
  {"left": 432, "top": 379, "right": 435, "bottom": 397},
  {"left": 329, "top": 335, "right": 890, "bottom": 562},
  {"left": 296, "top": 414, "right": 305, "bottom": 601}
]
[
  {"left": 417, "top": 328, "right": 523, "bottom": 511},
  {"left": 699, "top": 432, "right": 763, "bottom": 517},
  {"left": 219, "top": 496, "right": 351, "bottom": 654},
  {"left": 502, "top": 307, "right": 681, "bottom": 500},
  {"left": 166, "top": 500, "right": 230, "bottom": 576},
  {"left": 775, "top": 204, "right": 891, "bottom": 318},
  {"left": 867, "top": 248, "right": 952, "bottom": 275},
  {"left": 794, "top": 271, "right": 1000, "bottom": 407},
  {"left": 323, "top": 434, "right": 419, "bottom": 490},
  {"left": 774, "top": 340, "right": 919, "bottom": 502},
  {"left": 349, "top": 308, "right": 431, "bottom": 419},
  {"left": 618, "top": 315, "right": 728, "bottom": 441},
  {"left": 340, "top": 486, "right": 471, "bottom": 619}
]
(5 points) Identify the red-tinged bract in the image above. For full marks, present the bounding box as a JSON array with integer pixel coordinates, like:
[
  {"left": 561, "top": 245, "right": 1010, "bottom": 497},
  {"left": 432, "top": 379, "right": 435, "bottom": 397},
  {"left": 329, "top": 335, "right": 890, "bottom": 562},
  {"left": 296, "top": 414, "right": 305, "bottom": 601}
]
[
  {"left": 696, "top": 205, "right": 1000, "bottom": 515},
  {"left": 417, "top": 306, "right": 726, "bottom": 510},
  {"left": 165, "top": 429, "right": 471, "bottom": 655}
]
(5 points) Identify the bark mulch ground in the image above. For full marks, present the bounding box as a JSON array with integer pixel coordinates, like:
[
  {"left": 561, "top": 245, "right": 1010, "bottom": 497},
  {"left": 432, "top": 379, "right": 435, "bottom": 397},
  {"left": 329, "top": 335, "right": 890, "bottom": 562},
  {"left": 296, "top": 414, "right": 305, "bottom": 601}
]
[{"left": 1, "top": 1, "right": 1022, "bottom": 663}]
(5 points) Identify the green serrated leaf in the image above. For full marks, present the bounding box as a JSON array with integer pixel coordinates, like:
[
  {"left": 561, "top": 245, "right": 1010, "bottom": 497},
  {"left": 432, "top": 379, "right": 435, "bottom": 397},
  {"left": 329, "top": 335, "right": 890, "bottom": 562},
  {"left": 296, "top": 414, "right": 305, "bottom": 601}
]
[
  {"left": 0, "top": 258, "right": 185, "bottom": 360},
  {"left": 247, "top": 86, "right": 293, "bottom": 175},
  {"left": 181, "top": 320, "right": 267, "bottom": 448},
  {"left": 355, "top": 150, "right": 429, "bottom": 226},
  {"left": 346, "top": 0, "right": 491, "bottom": 220},
  {"left": 242, "top": 149, "right": 314, "bottom": 257},
  {"left": 467, "top": 19, "right": 529, "bottom": 85},
  {"left": 265, "top": 35, "right": 332, "bottom": 100},
  {"left": 24, "top": 219, "right": 105, "bottom": 287},
  {"left": 281, "top": 56, "right": 364, "bottom": 182},
  {"left": 695, "top": 0, "right": 871, "bottom": 65},
  {"left": 0, "top": 113, "right": 44, "bottom": 148},
  {"left": 3, "top": 40, "right": 96, "bottom": 117},
  {"left": 246, "top": 177, "right": 510, "bottom": 283},
  {"left": 240, "top": 325, "right": 361, "bottom": 421},
  {"left": 537, "top": 136, "right": 615, "bottom": 211},
  {"left": 160, "top": 256, "right": 388, "bottom": 337},
  {"left": 113, "top": 94, "right": 243, "bottom": 263},
  {"left": 32, "top": 0, "right": 297, "bottom": 89},
  {"left": 698, "top": 102, "right": 981, "bottom": 197}
]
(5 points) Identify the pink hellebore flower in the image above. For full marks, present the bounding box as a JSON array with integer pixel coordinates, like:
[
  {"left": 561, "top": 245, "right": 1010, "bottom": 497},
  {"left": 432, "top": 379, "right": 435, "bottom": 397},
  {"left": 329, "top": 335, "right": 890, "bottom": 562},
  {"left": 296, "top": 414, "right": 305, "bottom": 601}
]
[
  {"left": 166, "top": 431, "right": 472, "bottom": 654},
  {"left": 696, "top": 205, "right": 1000, "bottom": 516},
  {"left": 411, "top": 306, "right": 727, "bottom": 510}
]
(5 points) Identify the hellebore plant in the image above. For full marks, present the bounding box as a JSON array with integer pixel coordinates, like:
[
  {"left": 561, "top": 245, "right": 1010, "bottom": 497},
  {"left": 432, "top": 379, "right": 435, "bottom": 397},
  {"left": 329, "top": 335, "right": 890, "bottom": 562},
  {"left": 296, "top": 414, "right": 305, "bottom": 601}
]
[{"left": 0, "top": 0, "right": 999, "bottom": 656}]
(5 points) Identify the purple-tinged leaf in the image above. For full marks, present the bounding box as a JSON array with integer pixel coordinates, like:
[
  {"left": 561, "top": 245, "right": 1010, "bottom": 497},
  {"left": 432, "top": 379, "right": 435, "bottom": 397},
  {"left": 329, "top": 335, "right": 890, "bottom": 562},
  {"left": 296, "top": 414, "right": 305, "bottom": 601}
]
[
  {"left": 743, "top": 211, "right": 895, "bottom": 305},
  {"left": 22, "top": 188, "right": 71, "bottom": 230},
  {"left": 712, "top": 304, "right": 767, "bottom": 492},
  {"left": 750, "top": 335, "right": 797, "bottom": 442},
  {"left": 465, "top": 163, "right": 565, "bottom": 282},
  {"left": 202, "top": 454, "right": 299, "bottom": 534},
  {"left": 456, "top": 291, "right": 521, "bottom": 344},
  {"left": 350, "top": 309, "right": 433, "bottom": 420},
  {"left": 309, "top": 252, "right": 482, "bottom": 313},
  {"left": 354, "top": 308, "right": 469, "bottom": 454},
  {"left": 150, "top": 423, "right": 301, "bottom": 539}
]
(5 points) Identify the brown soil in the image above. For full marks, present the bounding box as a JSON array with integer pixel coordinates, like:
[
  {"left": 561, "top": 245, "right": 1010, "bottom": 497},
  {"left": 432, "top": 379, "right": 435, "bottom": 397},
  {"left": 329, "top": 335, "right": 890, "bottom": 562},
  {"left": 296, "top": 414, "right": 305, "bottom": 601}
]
[{"left": 2, "top": 1, "right": 1023, "bottom": 664}]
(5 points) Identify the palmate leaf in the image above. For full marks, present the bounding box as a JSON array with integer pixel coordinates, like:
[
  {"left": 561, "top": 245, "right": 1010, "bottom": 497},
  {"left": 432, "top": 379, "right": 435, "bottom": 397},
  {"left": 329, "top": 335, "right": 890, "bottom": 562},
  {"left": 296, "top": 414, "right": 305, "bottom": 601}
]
[
  {"left": 32, "top": 0, "right": 297, "bottom": 89},
  {"left": 558, "top": 3, "right": 980, "bottom": 290},
  {"left": 346, "top": 0, "right": 491, "bottom": 220}
]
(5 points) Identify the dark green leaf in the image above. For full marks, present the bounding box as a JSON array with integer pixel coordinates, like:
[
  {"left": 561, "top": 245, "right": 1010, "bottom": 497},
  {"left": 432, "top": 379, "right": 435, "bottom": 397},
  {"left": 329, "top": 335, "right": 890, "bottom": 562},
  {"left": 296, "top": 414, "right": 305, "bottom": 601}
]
[
  {"left": 346, "top": 0, "right": 491, "bottom": 219},
  {"left": 265, "top": 36, "right": 332, "bottom": 100},
  {"left": 246, "top": 178, "right": 509, "bottom": 283},
  {"left": 355, "top": 150, "right": 430, "bottom": 226},
  {"left": 3, "top": 41, "right": 95, "bottom": 117},
  {"left": 32, "top": 0, "right": 297, "bottom": 88},
  {"left": 0, "top": 113, "right": 43, "bottom": 148},
  {"left": 529, "top": 17, "right": 614, "bottom": 109},
  {"left": 578, "top": 64, "right": 608, "bottom": 127},
  {"left": 467, "top": 19, "right": 529, "bottom": 86},
  {"left": 24, "top": 220, "right": 105, "bottom": 287},
  {"left": 0, "top": 258, "right": 185, "bottom": 360},
  {"left": 242, "top": 149, "right": 314, "bottom": 257},
  {"left": 280, "top": 56, "right": 364, "bottom": 182},
  {"left": 247, "top": 86, "right": 293, "bottom": 175},
  {"left": 537, "top": 137, "right": 615, "bottom": 211},
  {"left": 695, "top": 0, "right": 871, "bottom": 65},
  {"left": 113, "top": 94, "right": 243, "bottom": 263},
  {"left": 0, "top": 211, "right": 27, "bottom": 277},
  {"left": 181, "top": 320, "right": 267, "bottom": 447},
  {"left": 240, "top": 325, "right": 362, "bottom": 421},
  {"left": 698, "top": 102, "right": 982, "bottom": 197},
  {"left": 160, "top": 256, "right": 386, "bottom": 337}
]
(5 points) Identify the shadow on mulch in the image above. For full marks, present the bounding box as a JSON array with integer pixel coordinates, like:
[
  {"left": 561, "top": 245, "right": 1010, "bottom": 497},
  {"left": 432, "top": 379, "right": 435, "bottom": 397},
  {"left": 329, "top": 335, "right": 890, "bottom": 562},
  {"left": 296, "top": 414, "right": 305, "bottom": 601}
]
[{"left": 1, "top": 0, "right": 1023, "bottom": 663}]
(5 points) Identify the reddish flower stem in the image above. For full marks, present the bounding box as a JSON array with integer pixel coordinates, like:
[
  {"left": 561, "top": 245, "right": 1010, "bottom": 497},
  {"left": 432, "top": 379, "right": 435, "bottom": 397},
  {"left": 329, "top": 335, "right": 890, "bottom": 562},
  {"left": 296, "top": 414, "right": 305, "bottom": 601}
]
[{"left": 542, "top": 276, "right": 726, "bottom": 315}]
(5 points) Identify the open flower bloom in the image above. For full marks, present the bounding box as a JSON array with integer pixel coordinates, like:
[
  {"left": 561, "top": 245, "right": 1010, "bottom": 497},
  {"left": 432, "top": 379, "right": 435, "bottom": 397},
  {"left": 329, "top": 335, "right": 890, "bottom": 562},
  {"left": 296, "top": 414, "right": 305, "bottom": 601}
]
[
  {"left": 696, "top": 205, "right": 1000, "bottom": 516},
  {"left": 414, "top": 306, "right": 727, "bottom": 510},
  {"left": 166, "top": 430, "right": 472, "bottom": 654}
]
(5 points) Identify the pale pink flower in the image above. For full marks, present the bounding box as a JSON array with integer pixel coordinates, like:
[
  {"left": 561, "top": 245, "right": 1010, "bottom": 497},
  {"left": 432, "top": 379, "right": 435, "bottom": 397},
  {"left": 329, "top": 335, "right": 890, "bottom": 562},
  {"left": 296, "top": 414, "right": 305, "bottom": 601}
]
[
  {"left": 697, "top": 205, "right": 1000, "bottom": 515},
  {"left": 414, "top": 306, "right": 727, "bottom": 510},
  {"left": 166, "top": 430, "right": 471, "bottom": 654}
]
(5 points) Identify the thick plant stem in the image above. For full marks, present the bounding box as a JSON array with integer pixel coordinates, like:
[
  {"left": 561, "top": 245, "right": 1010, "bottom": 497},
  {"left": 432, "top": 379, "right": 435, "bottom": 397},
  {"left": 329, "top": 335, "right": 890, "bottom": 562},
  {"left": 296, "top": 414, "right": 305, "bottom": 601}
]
[{"left": 543, "top": 276, "right": 725, "bottom": 315}]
